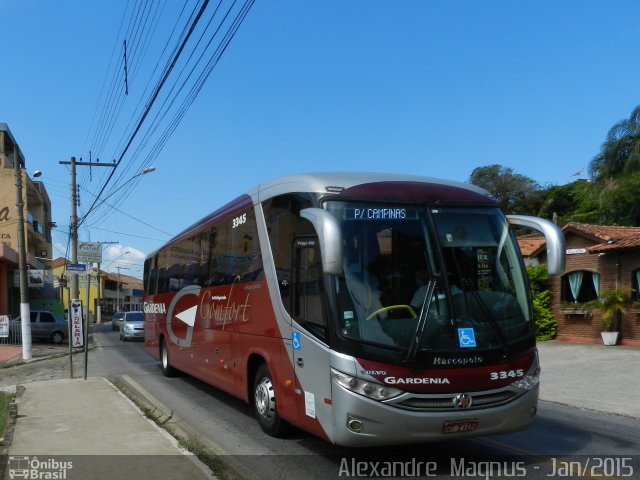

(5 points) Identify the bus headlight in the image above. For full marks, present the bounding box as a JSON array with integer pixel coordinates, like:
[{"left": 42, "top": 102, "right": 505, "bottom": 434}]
[
  {"left": 331, "top": 368, "right": 403, "bottom": 401},
  {"left": 511, "top": 365, "right": 541, "bottom": 391}
]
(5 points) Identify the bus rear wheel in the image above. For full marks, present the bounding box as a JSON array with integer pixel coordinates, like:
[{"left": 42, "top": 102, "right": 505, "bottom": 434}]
[
  {"left": 253, "top": 364, "right": 287, "bottom": 436},
  {"left": 160, "top": 339, "right": 177, "bottom": 377}
]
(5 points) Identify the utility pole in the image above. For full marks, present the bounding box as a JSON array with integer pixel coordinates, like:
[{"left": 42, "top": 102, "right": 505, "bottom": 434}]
[
  {"left": 59, "top": 157, "right": 115, "bottom": 378},
  {"left": 59, "top": 157, "right": 116, "bottom": 299},
  {"left": 70, "top": 157, "right": 79, "bottom": 299},
  {"left": 14, "top": 144, "right": 31, "bottom": 360}
]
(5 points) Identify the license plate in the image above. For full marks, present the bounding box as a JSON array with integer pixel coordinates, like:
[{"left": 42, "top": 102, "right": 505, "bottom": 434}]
[{"left": 442, "top": 419, "right": 479, "bottom": 434}]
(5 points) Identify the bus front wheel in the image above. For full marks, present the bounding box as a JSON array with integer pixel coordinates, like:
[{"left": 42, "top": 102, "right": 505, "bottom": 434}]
[
  {"left": 253, "top": 364, "right": 287, "bottom": 436},
  {"left": 160, "top": 339, "right": 177, "bottom": 377}
]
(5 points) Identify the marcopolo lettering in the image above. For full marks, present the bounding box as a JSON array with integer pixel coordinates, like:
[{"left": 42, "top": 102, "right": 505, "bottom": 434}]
[{"left": 433, "top": 355, "right": 484, "bottom": 366}]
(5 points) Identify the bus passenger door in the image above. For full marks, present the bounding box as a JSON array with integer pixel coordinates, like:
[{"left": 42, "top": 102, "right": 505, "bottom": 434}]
[{"left": 290, "top": 238, "right": 334, "bottom": 441}]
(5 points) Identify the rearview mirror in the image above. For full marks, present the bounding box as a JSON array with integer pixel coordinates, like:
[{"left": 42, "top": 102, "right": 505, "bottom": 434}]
[
  {"left": 300, "top": 208, "right": 343, "bottom": 275},
  {"left": 507, "top": 215, "right": 566, "bottom": 276}
]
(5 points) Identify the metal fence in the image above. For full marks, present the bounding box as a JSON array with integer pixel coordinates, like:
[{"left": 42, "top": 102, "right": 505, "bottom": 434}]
[{"left": 0, "top": 326, "right": 23, "bottom": 345}]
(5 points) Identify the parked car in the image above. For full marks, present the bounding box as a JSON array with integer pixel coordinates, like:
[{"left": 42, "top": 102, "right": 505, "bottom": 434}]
[
  {"left": 119, "top": 311, "right": 144, "bottom": 341},
  {"left": 9, "top": 310, "right": 68, "bottom": 344},
  {"left": 111, "top": 311, "right": 125, "bottom": 331}
]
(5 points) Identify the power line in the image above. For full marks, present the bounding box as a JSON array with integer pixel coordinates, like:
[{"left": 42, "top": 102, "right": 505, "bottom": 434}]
[
  {"left": 79, "top": 0, "right": 212, "bottom": 228},
  {"left": 73, "top": 0, "right": 256, "bottom": 247}
]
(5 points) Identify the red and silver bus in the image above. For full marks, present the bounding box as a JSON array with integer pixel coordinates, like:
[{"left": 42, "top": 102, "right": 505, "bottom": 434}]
[{"left": 143, "top": 172, "right": 565, "bottom": 447}]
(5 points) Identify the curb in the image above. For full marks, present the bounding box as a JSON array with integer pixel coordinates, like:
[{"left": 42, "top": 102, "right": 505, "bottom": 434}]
[
  {"left": 111, "top": 375, "right": 259, "bottom": 480},
  {"left": 0, "top": 385, "right": 24, "bottom": 479}
]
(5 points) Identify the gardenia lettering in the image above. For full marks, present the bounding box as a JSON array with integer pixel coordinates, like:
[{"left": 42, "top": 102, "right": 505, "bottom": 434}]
[
  {"left": 384, "top": 376, "right": 450, "bottom": 385},
  {"left": 144, "top": 302, "right": 166, "bottom": 314}
]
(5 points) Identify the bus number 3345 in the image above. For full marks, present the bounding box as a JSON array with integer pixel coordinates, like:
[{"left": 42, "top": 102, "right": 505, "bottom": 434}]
[{"left": 490, "top": 369, "right": 525, "bottom": 381}]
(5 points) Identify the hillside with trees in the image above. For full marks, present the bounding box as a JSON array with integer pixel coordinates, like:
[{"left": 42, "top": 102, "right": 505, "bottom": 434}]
[{"left": 470, "top": 104, "right": 640, "bottom": 225}]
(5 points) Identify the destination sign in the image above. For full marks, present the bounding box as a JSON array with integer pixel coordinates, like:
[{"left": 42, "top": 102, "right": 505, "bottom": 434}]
[{"left": 345, "top": 207, "right": 418, "bottom": 221}]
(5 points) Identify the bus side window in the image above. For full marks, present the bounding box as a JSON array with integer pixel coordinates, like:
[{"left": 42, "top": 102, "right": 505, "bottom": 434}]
[
  {"left": 293, "top": 238, "right": 327, "bottom": 343},
  {"left": 147, "top": 267, "right": 156, "bottom": 295}
]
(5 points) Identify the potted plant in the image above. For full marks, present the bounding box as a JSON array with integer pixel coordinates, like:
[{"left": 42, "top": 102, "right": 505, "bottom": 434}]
[{"left": 589, "top": 288, "right": 632, "bottom": 346}]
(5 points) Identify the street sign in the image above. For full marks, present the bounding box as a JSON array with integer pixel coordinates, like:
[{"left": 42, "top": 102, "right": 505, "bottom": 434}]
[
  {"left": 66, "top": 263, "right": 87, "bottom": 274},
  {"left": 78, "top": 241, "right": 102, "bottom": 264},
  {"left": 0, "top": 315, "right": 8, "bottom": 338},
  {"left": 70, "top": 299, "right": 84, "bottom": 348}
]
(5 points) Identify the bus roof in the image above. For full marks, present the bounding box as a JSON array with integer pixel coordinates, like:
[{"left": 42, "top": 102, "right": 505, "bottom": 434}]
[
  {"left": 147, "top": 172, "right": 495, "bottom": 258},
  {"left": 249, "top": 172, "right": 491, "bottom": 203}
]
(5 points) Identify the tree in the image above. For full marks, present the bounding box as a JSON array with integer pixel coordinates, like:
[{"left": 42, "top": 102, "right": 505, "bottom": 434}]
[
  {"left": 526, "top": 264, "right": 557, "bottom": 341},
  {"left": 588, "top": 105, "right": 640, "bottom": 181},
  {"left": 469, "top": 164, "right": 544, "bottom": 215},
  {"left": 599, "top": 171, "right": 640, "bottom": 225},
  {"left": 537, "top": 180, "right": 601, "bottom": 224}
]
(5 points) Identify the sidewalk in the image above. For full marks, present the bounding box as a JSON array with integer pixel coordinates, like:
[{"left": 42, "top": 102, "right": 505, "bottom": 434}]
[
  {"left": 0, "top": 342, "right": 214, "bottom": 480},
  {"left": 1, "top": 377, "right": 213, "bottom": 480},
  {"left": 0, "top": 344, "right": 67, "bottom": 365}
]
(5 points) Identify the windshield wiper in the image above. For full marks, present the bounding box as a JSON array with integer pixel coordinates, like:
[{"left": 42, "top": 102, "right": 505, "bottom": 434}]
[
  {"left": 404, "top": 280, "right": 436, "bottom": 363},
  {"left": 461, "top": 278, "right": 509, "bottom": 357}
]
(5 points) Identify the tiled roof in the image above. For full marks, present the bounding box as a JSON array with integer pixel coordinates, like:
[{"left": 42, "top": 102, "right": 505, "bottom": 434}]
[
  {"left": 51, "top": 257, "right": 68, "bottom": 268},
  {"left": 562, "top": 222, "right": 640, "bottom": 242},
  {"left": 587, "top": 234, "right": 640, "bottom": 253},
  {"left": 562, "top": 222, "right": 640, "bottom": 253},
  {"left": 519, "top": 222, "right": 640, "bottom": 257},
  {"left": 517, "top": 234, "right": 547, "bottom": 256}
]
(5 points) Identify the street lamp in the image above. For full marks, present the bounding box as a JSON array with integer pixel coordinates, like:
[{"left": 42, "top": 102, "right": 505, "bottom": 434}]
[
  {"left": 78, "top": 166, "right": 156, "bottom": 225},
  {"left": 59, "top": 162, "right": 155, "bottom": 321},
  {"left": 103, "top": 250, "right": 130, "bottom": 271}
]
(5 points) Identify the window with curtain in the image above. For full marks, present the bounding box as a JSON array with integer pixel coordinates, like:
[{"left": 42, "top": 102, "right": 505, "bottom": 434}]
[
  {"left": 561, "top": 270, "right": 599, "bottom": 303},
  {"left": 633, "top": 269, "right": 640, "bottom": 301}
]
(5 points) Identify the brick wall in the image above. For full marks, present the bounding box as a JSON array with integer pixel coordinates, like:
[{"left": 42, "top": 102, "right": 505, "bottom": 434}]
[{"left": 549, "top": 233, "right": 640, "bottom": 345}]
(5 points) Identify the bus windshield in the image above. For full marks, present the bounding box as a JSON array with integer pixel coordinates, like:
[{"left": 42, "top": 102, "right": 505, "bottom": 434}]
[{"left": 324, "top": 202, "right": 532, "bottom": 353}]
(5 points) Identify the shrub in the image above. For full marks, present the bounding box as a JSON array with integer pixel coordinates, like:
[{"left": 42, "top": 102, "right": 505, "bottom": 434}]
[{"left": 526, "top": 264, "right": 557, "bottom": 340}]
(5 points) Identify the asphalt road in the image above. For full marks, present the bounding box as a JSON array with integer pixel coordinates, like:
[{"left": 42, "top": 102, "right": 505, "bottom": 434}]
[{"left": 3, "top": 326, "right": 640, "bottom": 479}]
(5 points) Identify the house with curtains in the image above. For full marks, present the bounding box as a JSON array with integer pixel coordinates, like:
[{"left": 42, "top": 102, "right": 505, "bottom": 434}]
[{"left": 519, "top": 222, "right": 640, "bottom": 346}]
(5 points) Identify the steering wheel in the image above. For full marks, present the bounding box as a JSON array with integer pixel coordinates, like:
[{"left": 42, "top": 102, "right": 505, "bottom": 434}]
[{"left": 366, "top": 305, "right": 417, "bottom": 320}]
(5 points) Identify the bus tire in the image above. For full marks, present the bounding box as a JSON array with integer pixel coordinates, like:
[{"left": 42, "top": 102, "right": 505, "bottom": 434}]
[
  {"left": 160, "top": 339, "right": 177, "bottom": 377},
  {"left": 253, "top": 363, "right": 287, "bottom": 436}
]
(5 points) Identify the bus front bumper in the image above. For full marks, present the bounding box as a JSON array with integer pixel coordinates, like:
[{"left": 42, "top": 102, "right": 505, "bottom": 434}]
[{"left": 329, "top": 384, "right": 539, "bottom": 447}]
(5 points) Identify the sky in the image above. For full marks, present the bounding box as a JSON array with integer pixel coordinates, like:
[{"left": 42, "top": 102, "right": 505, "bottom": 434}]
[{"left": 2, "top": 0, "right": 640, "bottom": 278}]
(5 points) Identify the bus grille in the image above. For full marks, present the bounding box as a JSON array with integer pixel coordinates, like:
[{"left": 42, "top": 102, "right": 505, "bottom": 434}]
[{"left": 390, "top": 390, "right": 519, "bottom": 411}]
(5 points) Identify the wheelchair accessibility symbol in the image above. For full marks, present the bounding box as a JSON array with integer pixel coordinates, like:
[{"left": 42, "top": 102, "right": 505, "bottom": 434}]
[
  {"left": 292, "top": 332, "right": 301, "bottom": 351},
  {"left": 457, "top": 328, "right": 477, "bottom": 348}
]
